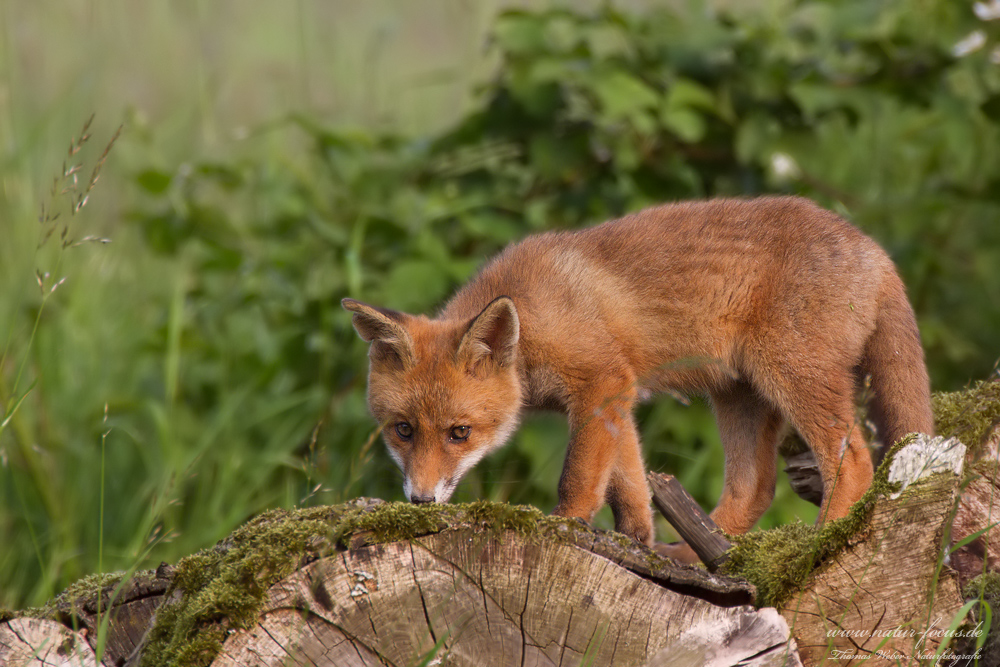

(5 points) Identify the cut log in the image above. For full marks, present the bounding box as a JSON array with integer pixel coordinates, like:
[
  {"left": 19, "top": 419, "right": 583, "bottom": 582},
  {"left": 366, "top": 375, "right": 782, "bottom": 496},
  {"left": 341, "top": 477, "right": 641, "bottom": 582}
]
[
  {"left": 211, "top": 530, "right": 798, "bottom": 667},
  {"left": 0, "top": 567, "right": 174, "bottom": 667},
  {"left": 11, "top": 376, "right": 1000, "bottom": 667},
  {"left": 4, "top": 502, "right": 799, "bottom": 667},
  {"left": 780, "top": 435, "right": 968, "bottom": 666},
  {"left": 0, "top": 617, "right": 98, "bottom": 667}
]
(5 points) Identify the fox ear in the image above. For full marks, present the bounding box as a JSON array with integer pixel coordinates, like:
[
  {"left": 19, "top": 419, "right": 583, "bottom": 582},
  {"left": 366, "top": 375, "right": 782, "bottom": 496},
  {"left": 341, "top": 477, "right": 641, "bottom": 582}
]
[
  {"left": 457, "top": 296, "right": 519, "bottom": 372},
  {"left": 342, "top": 298, "right": 416, "bottom": 369}
]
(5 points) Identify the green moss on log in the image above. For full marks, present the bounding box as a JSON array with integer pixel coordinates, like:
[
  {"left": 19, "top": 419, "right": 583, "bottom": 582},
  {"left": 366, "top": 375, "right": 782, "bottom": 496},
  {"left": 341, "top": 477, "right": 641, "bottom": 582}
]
[
  {"left": 9, "top": 571, "right": 132, "bottom": 626},
  {"left": 933, "top": 380, "right": 1000, "bottom": 455},
  {"left": 140, "top": 499, "right": 570, "bottom": 667},
  {"left": 331, "top": 498, "right": 544, "bottom": 545}
]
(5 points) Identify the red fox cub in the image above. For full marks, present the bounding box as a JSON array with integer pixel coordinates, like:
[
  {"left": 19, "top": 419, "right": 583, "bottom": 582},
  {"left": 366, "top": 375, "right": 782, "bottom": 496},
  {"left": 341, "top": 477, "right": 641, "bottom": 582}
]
[{"left": 343, "top": 196, "right": 933, "bottom": 549}]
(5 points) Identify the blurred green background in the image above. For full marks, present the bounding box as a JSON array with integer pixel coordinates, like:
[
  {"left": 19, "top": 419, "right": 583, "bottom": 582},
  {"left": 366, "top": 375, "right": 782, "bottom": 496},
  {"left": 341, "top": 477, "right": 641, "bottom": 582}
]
[{"left": 2, "top": 0, "right": 999, "bottom": 610}]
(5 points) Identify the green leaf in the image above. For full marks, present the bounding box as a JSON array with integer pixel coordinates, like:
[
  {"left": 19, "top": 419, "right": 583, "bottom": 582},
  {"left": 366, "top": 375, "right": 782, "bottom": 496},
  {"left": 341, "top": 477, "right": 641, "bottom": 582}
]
[
  {"left": 591, "top": 70, "right": 660, "bottom": 120},
  {"left": 494, "top": 13, "right": 547, "bottom": 56},
  {"left": 135, "top": 169, "right": 173, "bottom": 195},
  {"left": 526, "top": 57, "right": 573, "bottom": 85},
  {"left": 543, "top": 14, "right": 580, "bottom": 54},
  {"left": 665, "top": 78, "right": 715, "bottom": 113},
  {"left": 657, "top": 78, "right": 717, "bottom": 143},
  {"left": 788, "top": 83, "right": 843, "bottom": 120},
  {"left": 584, "top": 23, "right": 632, "bottom": 60},
  {"left": 378, "top": 260, "right": 451, "bottom": 312},
  {"left": 661, "top": 107, "right": 706, "bottom": 143},
  {"left": 977, "top": 601, "right": 991, "bottom": 651}
]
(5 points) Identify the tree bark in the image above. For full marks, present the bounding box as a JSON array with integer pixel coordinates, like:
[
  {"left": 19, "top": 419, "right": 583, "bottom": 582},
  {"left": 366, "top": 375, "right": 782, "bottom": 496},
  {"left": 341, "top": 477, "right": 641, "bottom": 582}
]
[{"left": 647, "top": 472, "right": 732, "bottom": 571}]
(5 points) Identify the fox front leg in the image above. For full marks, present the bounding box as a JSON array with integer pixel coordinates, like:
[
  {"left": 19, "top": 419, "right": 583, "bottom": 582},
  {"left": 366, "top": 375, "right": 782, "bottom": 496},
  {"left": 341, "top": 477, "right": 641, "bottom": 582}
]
[{"left": 554, "top": 371, "right": 654, "bottom": 546}]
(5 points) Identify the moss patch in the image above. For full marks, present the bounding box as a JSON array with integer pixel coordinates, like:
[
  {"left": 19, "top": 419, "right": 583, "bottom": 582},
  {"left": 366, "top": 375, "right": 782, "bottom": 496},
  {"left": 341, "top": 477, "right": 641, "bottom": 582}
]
[
  {"left": 140, "top": 503, "right": 352, "bottom": 667},
  {"left": 13, "top": 571, "right": 130, "bottom": 624},
  {"left": 720, "top": 436, "right": 911, "bottom": 608},
  {"left": 139, "top": 499, "right": 565, "bottom": 667},
  {"left": 933, "top": 379, "right": 1000, "bottom": 456},
  {"left": 332, "top": 498, "right": 545, "bottom": 545}
]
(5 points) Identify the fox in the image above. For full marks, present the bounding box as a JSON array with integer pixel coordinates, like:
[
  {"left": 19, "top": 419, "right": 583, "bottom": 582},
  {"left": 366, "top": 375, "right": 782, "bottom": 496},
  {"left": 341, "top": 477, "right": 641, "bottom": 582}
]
[{"left": 342, "top": 196, "right": 933, "bottom": 553}]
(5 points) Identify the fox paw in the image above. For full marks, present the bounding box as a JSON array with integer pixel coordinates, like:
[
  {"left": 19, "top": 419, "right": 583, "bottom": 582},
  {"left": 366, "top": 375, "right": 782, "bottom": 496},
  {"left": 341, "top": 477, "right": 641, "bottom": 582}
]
[{"left": 652, "top": 541, "right": 701, "bottom": 565}]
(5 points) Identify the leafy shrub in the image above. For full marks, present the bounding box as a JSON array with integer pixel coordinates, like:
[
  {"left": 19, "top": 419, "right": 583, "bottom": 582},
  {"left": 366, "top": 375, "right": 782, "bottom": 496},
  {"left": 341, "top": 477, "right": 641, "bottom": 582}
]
[{"left": 132, "top": 0, "right": 1000, "bottom": 511}]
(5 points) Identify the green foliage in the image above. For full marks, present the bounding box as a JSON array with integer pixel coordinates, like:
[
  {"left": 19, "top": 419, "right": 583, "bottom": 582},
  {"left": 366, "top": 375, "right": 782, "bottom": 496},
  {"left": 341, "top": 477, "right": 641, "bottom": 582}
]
[
  {"left": 961, "top": 572, "right": 1000, "bottom": 665},
  {"left": 3, "top": 0, "right": 1000, "bottom": 611}
]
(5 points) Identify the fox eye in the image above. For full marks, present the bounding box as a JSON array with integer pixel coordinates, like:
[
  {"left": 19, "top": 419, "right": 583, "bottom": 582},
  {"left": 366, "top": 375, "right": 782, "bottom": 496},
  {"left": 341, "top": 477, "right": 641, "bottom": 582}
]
[
  {"left": 395, "top": 422, "right": 413, "bottom": 440},
  {"left": 449, "top": 425, "right": 471, "bottom": 442}
]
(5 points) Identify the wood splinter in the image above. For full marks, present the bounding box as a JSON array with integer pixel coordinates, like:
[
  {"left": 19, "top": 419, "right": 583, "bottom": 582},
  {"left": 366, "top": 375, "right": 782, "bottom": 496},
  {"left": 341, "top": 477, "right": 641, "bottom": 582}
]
[{"left": 648, "top": 472, "right": 732, "bottom": 571}]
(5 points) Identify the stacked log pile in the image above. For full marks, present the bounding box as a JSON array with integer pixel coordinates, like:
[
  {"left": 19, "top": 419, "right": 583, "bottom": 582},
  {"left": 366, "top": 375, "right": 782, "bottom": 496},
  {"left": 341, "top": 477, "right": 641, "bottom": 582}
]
[{"left": 2, "top": 379, "right": 998, "bottom": 667}]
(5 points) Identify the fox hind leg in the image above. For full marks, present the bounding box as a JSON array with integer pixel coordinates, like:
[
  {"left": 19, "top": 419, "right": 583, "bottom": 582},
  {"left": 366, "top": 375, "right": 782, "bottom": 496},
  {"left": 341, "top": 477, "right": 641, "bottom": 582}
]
[
  {"left": 798, "top": 398, "right": 872, "bottom": 524},
  {"left": 752, "top": 364, "right": 874, "bottom": 524},
  {"left": 654, "top": 384, "right": 782, "bottom": 565},
  {"left": 709, "top": 383, "right": 784, "bottom": 535}
]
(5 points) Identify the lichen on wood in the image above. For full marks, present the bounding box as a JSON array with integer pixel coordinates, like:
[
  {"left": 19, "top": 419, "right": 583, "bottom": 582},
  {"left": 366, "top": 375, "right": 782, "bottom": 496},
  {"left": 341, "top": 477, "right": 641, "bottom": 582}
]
[{"left": 24, "top": 571, "right": 130, "bottom": 621}]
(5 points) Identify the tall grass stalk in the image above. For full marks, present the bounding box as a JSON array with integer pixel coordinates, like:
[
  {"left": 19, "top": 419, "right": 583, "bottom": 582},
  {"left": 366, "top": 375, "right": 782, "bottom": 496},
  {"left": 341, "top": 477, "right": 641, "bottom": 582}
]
[
  {"left": 0, "top": 117, "right": 120, "bottom": 604},
  {"left": 1, "top": 116, "right": 120, "bottom": 430},
  {"left": 95, "top": 403, "right": 109, "bottom": 659}
]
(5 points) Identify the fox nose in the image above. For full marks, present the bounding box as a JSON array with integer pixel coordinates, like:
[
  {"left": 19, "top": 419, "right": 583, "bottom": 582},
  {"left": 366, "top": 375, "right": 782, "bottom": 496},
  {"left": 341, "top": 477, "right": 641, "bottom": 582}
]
[{"left": 410, "top": 493, "right": 436, "bottom": 505}]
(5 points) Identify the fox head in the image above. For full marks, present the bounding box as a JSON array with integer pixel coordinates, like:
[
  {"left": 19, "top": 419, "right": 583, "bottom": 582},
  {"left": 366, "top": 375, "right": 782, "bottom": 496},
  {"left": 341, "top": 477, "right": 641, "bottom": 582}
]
[{"left": 342, "top": 296, "right": 524, "bottom": 504}]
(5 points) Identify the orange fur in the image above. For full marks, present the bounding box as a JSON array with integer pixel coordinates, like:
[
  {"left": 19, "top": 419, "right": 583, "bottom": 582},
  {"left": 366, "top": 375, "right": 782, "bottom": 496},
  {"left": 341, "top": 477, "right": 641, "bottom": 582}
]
[{"left": 344, "top": 196, "right": 934, "bottom": 548}]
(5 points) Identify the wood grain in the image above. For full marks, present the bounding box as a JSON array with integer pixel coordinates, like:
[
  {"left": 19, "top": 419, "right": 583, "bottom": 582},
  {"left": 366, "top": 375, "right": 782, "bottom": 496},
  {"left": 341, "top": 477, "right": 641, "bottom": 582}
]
[{"left": 213, "top": 533, "right": 799, "bottom": 667}]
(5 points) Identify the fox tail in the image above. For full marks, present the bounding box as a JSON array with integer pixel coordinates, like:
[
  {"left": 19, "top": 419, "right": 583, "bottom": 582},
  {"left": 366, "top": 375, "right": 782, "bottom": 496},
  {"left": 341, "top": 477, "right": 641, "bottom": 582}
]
[{"left": 861, "top": 272, "right": 935, "bottom": 455}]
